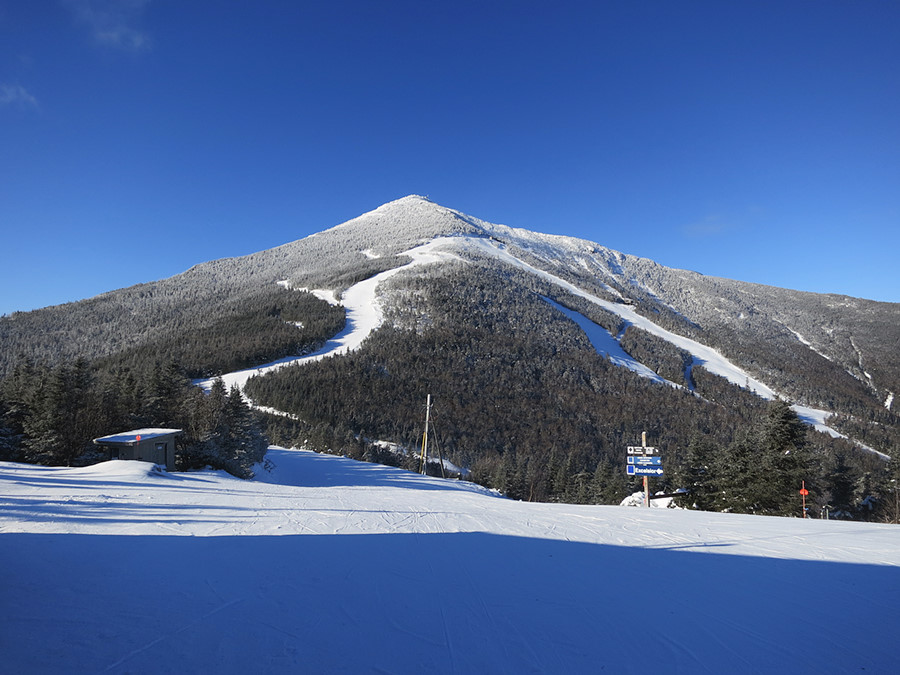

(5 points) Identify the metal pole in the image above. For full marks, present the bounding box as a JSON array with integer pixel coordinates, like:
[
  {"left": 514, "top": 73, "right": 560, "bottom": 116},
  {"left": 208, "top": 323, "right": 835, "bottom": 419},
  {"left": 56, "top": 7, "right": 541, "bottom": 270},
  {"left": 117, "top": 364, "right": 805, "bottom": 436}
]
[{"left": 420, "top": 394, "right": 431, "bottom": 475}]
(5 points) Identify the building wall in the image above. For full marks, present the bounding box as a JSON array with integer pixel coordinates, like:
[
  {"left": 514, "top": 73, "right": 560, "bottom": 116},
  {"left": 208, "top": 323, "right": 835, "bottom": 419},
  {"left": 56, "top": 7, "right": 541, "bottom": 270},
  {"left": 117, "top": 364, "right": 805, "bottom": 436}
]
[{"left": 110, "top": 438, "right": 176, "bottom": 470}]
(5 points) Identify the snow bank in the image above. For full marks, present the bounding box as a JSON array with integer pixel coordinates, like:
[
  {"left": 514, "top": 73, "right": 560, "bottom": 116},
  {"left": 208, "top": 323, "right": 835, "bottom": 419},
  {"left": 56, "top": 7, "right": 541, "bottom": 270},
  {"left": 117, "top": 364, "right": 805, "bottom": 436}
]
[{"left": 619, "top": 490, "right": 679, "bottom": 508}]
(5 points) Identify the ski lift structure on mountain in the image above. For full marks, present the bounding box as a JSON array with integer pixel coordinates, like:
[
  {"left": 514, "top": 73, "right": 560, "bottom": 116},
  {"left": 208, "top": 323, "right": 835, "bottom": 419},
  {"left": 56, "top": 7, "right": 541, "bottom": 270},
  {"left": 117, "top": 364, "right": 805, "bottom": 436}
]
[
  {"left": 93, "top": 428, "right": 181, "bottom": 471},
  {"left": 418, "top": 394, "right": 447, "bottom": 478}
]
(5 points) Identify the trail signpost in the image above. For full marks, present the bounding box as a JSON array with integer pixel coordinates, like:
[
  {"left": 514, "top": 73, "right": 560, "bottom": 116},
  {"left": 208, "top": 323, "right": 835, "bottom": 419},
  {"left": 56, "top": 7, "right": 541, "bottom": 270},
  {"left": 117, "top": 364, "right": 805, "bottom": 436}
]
[
  {"left": 626, "top": 432, "right": 662, "bottom": 507},
  {"left": 627, "top": 465, "right": 664, "bottom": 476},
  {"left": 627, "top": 455, "right": 662, "bottom": 466}
]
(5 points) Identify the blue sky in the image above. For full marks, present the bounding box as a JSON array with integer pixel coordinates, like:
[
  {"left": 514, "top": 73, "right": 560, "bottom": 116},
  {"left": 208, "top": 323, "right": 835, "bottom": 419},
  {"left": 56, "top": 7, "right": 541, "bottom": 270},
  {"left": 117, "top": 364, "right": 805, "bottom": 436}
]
[{"left": 1, "top": 1, "right": 898, "bottom": 316}]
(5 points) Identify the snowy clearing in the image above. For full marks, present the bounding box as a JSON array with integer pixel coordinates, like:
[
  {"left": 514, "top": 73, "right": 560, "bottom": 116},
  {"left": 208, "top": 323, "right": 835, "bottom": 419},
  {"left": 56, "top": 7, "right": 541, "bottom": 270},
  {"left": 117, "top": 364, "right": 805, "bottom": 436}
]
[{"left": 2, "top": 448, "right": 899, "bottom": 674}]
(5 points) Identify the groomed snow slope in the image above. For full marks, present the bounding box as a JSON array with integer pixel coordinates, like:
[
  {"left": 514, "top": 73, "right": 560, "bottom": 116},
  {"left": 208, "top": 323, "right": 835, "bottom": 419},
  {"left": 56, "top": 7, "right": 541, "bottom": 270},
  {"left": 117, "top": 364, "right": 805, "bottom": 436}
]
[{"left": 2, "top": 449, "right": 899, "bottom": 674}]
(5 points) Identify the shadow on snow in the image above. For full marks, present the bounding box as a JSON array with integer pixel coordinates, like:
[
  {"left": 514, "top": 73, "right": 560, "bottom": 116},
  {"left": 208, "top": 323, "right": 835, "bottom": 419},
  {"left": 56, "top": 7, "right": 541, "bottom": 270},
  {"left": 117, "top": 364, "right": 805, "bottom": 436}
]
[{"left": 2, "top": 531, "right": 898, "bottom": 674}]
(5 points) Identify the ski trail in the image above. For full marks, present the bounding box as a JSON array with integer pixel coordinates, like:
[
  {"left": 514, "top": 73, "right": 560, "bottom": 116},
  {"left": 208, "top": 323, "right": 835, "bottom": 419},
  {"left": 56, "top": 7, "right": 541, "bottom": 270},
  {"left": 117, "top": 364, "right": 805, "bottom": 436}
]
[
  {"left": 544, "top": 296, "right": 674, "bottom": 386},
  {"left": 455, "top": 236, "right": 886, "bottom": 453},
  {"left": 199, "top": 233, "right": 885, "bottom": 457},
  {"left": 196, "top": 240, "right": 461, "bottom": 396},
  {"left": 459, "top": 235, "right": 777, "bottom": 399}
]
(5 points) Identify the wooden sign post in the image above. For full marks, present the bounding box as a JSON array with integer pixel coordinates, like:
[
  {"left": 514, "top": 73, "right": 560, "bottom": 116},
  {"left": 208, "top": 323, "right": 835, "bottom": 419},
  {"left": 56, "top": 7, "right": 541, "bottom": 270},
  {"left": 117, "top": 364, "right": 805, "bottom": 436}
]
[{"left": 625, "top": 432, "right": 661, "bottom": 508}]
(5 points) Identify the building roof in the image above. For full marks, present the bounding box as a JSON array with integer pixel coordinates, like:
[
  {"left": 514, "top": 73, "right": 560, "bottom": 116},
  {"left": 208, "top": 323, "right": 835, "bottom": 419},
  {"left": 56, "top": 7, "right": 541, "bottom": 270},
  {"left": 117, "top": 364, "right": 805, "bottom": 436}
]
[{"left": 93, "top": 428, "right": 182, "bottom": 446}]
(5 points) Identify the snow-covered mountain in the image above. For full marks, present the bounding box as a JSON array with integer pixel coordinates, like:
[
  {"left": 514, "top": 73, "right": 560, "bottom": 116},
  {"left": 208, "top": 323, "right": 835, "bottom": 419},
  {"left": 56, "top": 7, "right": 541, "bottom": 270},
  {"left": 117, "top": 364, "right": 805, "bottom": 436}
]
[
  {"left": 3, "top": 448, "right": 899, "bottom": 673},
  {"left": 4, "top": 199, "right": 900, "bottom": 672},
  {"left": 2, "top": 195, "right": 898, "bottom": 463}
]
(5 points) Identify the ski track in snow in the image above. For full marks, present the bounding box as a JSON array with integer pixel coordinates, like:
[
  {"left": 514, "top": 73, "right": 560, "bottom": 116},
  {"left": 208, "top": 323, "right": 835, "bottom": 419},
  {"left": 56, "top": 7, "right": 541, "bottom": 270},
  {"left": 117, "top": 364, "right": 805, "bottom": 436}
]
[{"left": 2, "top": 449, "right": 899, "bottom": 674}]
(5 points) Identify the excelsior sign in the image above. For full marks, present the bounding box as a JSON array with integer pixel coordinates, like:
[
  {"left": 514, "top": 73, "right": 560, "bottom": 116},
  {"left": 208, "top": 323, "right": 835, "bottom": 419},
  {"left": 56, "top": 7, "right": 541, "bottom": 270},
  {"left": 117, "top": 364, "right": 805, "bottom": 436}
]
[{"left": 626, "top": 465, "right": 664, "bottom": 476}]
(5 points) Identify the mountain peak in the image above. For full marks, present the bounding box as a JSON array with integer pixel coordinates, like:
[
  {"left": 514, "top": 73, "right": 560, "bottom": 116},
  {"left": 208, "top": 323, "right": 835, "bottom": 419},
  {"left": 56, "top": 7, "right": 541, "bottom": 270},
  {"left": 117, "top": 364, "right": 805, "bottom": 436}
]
[
  {"left": 365, "top": 194, "right": 449, "bottom": 217},
  {"left": 325, "top": 194, "right": 482, "bottom": 245},
  {"left": 391, "top": 194, "right": 434, "bottom": 204}
]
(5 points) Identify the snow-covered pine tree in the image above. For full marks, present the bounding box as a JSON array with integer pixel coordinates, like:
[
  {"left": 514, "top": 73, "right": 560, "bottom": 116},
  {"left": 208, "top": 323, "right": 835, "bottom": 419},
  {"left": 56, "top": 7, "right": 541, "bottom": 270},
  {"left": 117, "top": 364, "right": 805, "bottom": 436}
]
[
  {"left": 222, "top": 384, "right": 268, "bottom": 478},
  {"left": 821, "top": 450, "right": 858, "bottom": 518},
  {"left": 713, "top": 429, "right": 762, "bottom": 513},
  {"left": 758, "top": 399, "right": 812, "bottom": 516},
  {"left": 674, "top": 434, "right": 718, "bottom": 510}
]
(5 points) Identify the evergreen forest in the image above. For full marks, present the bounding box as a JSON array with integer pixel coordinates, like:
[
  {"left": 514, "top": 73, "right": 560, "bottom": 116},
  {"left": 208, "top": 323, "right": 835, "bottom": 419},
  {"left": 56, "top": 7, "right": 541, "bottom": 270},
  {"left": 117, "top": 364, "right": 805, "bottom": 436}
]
[{"left": 0, "top": 290, "right": 343, "bottom": 478}]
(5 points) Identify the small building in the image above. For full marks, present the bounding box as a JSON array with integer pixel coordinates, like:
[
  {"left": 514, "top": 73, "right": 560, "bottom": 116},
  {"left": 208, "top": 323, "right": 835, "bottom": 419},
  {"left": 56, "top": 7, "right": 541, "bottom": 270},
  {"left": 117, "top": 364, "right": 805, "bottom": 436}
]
[{"left": 93, "top": 428, "right": 181, "bottom": 471}]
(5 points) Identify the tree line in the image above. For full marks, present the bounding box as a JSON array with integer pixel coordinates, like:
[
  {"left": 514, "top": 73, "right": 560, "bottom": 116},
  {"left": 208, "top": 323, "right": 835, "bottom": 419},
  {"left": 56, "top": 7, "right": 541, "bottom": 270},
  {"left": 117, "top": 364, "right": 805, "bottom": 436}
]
[
  {"left": 94, "top": 288, "right": 345, "bottom": 379},
  {"left": 0, "top": 357, "right": 267, "bottom": 478},
  {"left": 0, "top": 288, "right": 347, "bottom": 476},
  {"left": 0, "top": 281, "right": 345, "bottom": 380},
  {"left": 673, "top": 399, "right": 900, "bottom": 520}
]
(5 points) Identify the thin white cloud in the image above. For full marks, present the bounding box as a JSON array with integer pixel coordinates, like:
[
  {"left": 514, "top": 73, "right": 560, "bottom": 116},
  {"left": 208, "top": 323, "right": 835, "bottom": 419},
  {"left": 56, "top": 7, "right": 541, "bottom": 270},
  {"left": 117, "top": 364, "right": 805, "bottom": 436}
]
[
  {"left": 0, "top": 84, "right": 39, "bottom": 110},
  {"left": 63, "top": 0, "right": 151, "bottom": 51},
  {"left": 681, "top": 215, "right": 733, "bottom": 239}
]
